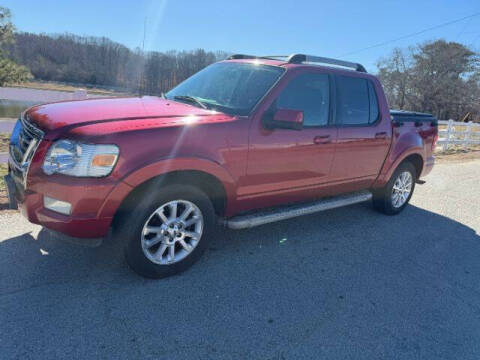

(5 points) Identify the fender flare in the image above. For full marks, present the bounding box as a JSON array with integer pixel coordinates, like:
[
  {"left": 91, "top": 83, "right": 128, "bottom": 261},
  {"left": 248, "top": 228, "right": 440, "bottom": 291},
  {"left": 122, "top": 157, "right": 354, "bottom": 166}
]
[
  {"left": 374, "top": 147, "right": 425, "bottom": 188},
  {"left": 97, "top": 157, "right": 237, "bottom": 220}
]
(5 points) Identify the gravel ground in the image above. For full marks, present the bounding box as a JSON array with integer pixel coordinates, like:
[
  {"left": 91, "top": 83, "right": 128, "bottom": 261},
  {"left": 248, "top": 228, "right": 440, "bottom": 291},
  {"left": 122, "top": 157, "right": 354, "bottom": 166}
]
[
  {"left": 0, "top": 119, "right": 15, "bottom": 133},
  {"left": 0, "top": 159, "right": 479, "bottom": 360}
]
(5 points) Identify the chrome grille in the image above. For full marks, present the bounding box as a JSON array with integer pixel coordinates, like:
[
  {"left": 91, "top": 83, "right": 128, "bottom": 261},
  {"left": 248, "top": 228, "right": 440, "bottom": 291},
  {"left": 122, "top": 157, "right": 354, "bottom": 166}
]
[
  {"left": 8, "top": 112, "right": 44, "bottom": 187},
  {"left": 19, "top": 125, "right": 34, "bottom": 153}
]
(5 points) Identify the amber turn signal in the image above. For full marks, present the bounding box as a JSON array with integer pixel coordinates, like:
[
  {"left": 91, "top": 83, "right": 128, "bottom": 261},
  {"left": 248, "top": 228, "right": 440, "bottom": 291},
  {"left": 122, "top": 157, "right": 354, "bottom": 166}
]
[{"left": 91, "top": 154, "right": 117, "bottom": 167}]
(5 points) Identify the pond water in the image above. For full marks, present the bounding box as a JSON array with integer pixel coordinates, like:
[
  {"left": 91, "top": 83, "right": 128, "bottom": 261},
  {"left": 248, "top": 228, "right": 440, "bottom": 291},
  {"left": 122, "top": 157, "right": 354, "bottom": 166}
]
[{"left": 0, "top": 100, "right": 39, "bottom": 118}]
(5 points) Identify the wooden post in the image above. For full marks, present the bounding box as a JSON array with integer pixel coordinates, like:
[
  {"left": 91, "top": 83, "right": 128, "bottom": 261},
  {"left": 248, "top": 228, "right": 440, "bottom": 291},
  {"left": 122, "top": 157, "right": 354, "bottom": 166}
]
[
  {"left": 463, "top": 122, "right": 472, "bottom": 150},
  {"left": 442, "top": 119, "right": 454, "bottom": 151}
]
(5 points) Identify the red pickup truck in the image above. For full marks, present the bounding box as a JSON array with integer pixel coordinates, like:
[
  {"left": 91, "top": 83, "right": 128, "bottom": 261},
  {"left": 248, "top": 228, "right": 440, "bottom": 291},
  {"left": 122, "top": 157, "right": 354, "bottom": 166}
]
[{"left": 5, "top": 54, "right": 438, "bottom": 278}]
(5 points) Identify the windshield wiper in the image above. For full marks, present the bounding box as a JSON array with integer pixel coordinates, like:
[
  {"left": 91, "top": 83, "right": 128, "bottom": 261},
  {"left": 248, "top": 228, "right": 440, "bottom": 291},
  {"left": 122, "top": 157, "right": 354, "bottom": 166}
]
[{"left": 173, "top": 95, "right": 207, "bottom": 109}]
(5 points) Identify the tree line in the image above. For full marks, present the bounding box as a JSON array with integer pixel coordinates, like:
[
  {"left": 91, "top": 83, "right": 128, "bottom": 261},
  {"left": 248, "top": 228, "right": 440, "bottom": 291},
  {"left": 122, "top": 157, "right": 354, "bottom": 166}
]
[
  {"left": 377, "top": 40, "right": 480, "bottom": 122},
  {"left": 5, "top": 32, "right": 228, "bottom": 95},
  {"left": 8, "top": 34, "right": 480, "bottom": 122}
]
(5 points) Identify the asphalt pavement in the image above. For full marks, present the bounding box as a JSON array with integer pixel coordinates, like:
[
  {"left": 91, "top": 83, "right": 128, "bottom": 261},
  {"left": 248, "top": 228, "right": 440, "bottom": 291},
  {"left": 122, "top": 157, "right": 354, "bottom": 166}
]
[{"left": 1, "top": 159, "right": 479, "bottom": 359}]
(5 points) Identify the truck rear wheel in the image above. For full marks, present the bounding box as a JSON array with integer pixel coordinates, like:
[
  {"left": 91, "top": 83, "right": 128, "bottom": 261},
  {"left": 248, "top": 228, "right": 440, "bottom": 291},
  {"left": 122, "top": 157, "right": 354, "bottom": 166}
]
[
  {"left": 372, "top": 162, "right": 416, "bottom": 215},
  {"left": 116, "top": 184, "right": 215, "bottom": 279}
]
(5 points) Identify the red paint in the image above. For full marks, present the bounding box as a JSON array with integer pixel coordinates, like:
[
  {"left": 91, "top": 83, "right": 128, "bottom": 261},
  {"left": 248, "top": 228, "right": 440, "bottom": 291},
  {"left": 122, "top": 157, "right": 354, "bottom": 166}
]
[{"left": 14, "top": 58, "right": 437, "bottom": 238}]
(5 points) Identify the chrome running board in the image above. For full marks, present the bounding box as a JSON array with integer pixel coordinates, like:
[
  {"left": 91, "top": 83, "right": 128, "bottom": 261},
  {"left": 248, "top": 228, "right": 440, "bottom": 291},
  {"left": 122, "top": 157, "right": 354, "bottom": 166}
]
[{"left": 226, "top": 190, "right": 372, "bottom": 230}]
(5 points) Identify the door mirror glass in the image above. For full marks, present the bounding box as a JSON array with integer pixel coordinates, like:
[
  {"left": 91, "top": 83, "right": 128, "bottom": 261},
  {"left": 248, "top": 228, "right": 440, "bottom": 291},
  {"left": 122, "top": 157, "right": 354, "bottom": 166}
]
[{"left": 264, "top": 108, "right": 303, "bottom": 130}]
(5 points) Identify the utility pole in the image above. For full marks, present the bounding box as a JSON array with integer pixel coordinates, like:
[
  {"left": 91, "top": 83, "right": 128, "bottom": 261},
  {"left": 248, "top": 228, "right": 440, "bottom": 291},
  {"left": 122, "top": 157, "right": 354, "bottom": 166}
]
[
  {"left": 142, "top": 16, "right": 147, "bottom": 53},
  {"left": 139, "top": 16, "right": 147, "bottom": 95}
]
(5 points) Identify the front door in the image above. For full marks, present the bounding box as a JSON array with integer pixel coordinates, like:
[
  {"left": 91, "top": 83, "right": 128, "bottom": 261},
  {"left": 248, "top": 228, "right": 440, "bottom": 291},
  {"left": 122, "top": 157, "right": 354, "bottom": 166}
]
[{"left": 237, "top": 70, "right": 337, "bottom": 212}]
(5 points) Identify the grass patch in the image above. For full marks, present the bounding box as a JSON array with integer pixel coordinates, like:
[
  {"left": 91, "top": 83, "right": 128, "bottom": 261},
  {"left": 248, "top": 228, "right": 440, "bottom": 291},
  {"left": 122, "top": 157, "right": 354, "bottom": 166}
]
[
  {"left": 0, "top": 133, "right": 10, "bottom": 153},
  {"left": 435, "top": 145, "right": 480, "bottom": 163},
  {"left": 0, "top": 163, "right": 10, "bottom": 210},
  {"left": 11, "top": 81, "right": 131, "bottom": 97},
  {"left": 0, "top": 163, "right": 7, "bottom": 191},
  {"left": 436, "top": 144, "right": 480, "bottom": 154}
]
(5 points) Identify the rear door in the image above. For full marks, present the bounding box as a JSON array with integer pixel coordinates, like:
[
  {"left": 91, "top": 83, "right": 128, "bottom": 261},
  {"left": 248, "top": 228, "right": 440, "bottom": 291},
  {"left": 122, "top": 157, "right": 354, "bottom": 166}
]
[{"left": 329, "top": 75, "right": 391, "bottom": 188}]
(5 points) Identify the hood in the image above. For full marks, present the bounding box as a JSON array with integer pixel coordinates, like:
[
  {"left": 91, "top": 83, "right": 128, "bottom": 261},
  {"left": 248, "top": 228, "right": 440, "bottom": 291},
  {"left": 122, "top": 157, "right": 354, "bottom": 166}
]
[{"left": 26, "top": 96, "right": 235, "bottom": 134}]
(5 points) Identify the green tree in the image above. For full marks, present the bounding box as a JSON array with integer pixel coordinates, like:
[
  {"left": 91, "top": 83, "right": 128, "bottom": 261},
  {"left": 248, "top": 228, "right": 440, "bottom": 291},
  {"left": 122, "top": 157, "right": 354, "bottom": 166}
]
[{"left": 0, "top": 7, "right": 31, "bottom": 86}]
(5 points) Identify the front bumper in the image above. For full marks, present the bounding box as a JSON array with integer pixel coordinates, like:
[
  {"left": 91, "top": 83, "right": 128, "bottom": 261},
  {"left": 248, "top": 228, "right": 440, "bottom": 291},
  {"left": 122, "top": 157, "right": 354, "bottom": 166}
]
[
  {"left": 6, "top": 164, "right": 117, "bottom": 239},
  {"left": 14, "top": 185, "right": 112, "bottom": 238},
  {"left": 21, "top": 192, "right": 112, "bottom": 238}
]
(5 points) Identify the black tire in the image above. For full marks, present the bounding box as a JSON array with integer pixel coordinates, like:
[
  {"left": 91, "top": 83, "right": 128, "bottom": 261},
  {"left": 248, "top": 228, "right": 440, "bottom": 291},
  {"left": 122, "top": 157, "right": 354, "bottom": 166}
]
[
  {"left": 115, "top": 184, "right": 215, "bottom": 279},
  {"left": 372, "top": 161, "right": 416, "bottom": 215}
]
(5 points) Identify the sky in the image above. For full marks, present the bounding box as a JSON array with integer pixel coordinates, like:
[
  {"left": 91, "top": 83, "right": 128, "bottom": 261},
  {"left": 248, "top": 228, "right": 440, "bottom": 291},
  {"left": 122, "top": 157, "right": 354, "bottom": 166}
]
[{"left": 3, "top": 0, "right": 480, "bottom": 72}]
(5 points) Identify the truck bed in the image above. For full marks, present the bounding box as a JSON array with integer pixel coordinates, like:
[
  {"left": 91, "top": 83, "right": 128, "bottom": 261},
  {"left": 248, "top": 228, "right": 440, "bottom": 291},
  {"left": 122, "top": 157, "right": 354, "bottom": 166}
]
[{"left": 390, "top": 110, "right": 437, "bottom": 125}]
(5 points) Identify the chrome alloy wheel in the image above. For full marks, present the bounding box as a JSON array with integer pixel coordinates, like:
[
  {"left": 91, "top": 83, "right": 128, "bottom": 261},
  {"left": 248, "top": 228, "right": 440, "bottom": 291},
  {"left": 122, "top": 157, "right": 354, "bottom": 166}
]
[
  {"left": 391, "top": 171, "right": 413, "bottom": 208},
  {"left": 141, "top": 200, "right": 204, "bottom": 265}
]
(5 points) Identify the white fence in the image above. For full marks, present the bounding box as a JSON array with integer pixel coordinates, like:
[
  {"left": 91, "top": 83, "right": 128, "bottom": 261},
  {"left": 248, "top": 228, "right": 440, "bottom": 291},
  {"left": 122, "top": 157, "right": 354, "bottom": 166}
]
[{"left": 438, "top": 120, "right": 480, "bottom": 151}]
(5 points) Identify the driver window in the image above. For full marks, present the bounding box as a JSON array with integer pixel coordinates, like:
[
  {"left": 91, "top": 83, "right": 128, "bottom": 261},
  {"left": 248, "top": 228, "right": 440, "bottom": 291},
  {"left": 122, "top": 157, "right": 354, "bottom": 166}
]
[{"left": 276, "top": 73, "right": 330, "bottom": 127}]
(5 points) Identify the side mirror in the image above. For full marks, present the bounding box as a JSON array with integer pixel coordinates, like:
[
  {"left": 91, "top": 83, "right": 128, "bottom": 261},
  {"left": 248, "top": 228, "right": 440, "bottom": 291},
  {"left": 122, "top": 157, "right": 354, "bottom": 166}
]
[{"left": 264, "top": 109, "right": 303, "bottom": 130}]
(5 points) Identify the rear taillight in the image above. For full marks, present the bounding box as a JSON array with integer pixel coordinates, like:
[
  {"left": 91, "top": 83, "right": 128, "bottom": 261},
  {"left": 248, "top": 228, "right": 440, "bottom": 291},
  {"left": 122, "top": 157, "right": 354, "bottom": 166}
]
[{"left": 432, "top": 133, "right": 439, "bottom": 150}]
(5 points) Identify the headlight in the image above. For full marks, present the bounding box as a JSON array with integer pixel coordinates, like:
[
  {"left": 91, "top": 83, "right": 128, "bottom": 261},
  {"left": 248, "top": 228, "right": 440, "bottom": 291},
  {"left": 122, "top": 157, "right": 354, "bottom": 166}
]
[{"left": 43, "top": 140, "right": 119, "bottom": 177}]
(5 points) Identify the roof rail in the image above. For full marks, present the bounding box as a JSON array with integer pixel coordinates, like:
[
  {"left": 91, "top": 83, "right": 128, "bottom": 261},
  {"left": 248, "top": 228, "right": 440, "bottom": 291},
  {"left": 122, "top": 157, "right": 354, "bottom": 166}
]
[
  {"left": 226, "top": 54, "right": 286, "bottom": 61},
  {"left": 287, "top": 54, "right": 367, "bottom": 72},
  {"left": 226, "top": 53, "right": 367, "bottom": 73},
  {"left": 227, "top": 54, "right": 257, "bottom": 60}
]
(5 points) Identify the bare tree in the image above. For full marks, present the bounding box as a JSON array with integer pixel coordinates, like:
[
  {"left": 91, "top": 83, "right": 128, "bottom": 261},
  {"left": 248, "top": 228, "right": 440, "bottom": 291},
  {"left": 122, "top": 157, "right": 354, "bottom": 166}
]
[
  {"left": 377, "top": 48, "right": 412, "bottom": 109},
  {"left": 6, "top": 32, "right": 226, "bottom": 95},
  {"left": 377, "top": 40, "right": 480, "bottom": 122}
]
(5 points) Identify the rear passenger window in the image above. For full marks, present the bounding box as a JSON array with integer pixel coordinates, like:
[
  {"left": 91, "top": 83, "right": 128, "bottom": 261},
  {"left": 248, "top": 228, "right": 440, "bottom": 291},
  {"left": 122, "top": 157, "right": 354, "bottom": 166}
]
[
  {"left": 276, "top": 73, "right": 330, "bottom": 127},
  {"left": 336, "top": 75, "right": 378, "bottom": 125}
]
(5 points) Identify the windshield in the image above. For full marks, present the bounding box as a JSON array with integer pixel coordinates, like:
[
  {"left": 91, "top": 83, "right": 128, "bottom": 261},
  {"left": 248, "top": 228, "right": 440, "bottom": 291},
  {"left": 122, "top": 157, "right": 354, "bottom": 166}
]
[{"left": 166, "top": 62, "right": 284, "bottom": 115}]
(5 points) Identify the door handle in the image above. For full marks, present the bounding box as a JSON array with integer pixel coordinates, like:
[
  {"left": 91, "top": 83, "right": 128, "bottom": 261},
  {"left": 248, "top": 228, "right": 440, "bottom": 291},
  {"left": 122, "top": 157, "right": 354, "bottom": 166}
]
[
  {"left": 313, "top": 135, "right": 331, "bottom": 144},
  {"left": 375, "top": 132, "right": 387, "bottom": 139}
]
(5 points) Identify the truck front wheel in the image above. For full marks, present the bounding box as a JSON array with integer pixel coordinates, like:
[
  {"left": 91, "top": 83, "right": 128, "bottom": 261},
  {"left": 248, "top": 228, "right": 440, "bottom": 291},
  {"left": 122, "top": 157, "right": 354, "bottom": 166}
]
[
  {"left": 116, "top": 184, "right": 215, "bottom": 278},
  {"left": 372, "top": 162, "right": 416, "bottom": 215}
]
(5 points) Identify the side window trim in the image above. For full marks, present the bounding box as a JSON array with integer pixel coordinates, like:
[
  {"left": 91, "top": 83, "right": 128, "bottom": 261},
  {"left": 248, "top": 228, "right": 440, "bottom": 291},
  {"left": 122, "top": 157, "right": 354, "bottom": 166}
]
[
  {"left": 368, "top": 81, "right": 380, "bottom": 124},
  {"left": 327, "top": 74, "right": 336, "bottom": 127},
  {"left": 333, "top": 74, "right": 381, "bottom": 128}
]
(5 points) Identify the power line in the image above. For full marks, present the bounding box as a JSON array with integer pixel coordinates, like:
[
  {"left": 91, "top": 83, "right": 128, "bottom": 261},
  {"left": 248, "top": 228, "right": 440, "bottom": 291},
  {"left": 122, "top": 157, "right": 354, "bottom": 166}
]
[
  {"left": 455, "top": 16, "right": 472, "bottom": 40},
  {"left": 340, "top": 12, "right": 480, "bottom": 57}
]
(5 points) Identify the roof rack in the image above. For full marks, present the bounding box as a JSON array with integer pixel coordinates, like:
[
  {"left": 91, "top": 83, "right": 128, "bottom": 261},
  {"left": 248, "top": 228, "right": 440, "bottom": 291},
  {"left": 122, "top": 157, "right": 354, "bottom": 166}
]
[
  {"left": 227, "top": 54, "right": 273, "bottom": 60},
  {"left": 226, "top": 53, "right": 367, "bottom": 73}
]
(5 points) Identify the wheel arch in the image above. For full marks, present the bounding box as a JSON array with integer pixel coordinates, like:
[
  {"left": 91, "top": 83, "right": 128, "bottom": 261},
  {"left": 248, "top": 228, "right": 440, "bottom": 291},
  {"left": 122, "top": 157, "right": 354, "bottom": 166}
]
[
  {"left": 373, "top": 148, "right": 425, "bottom": 188},
  {"left": 400, "top": 153, "right": 423, "bottom": 180},
  {"left": 111, "top": 169, "right": 229, "bottom": 230}
]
